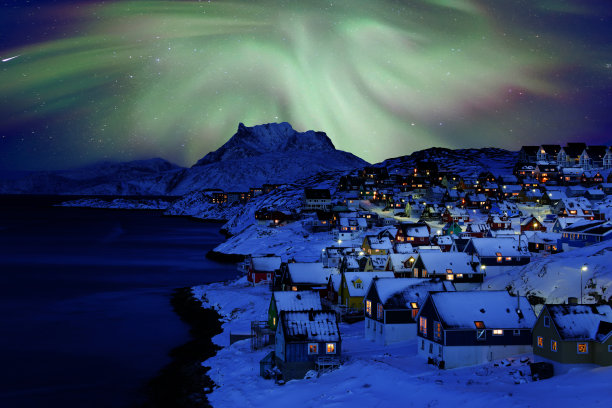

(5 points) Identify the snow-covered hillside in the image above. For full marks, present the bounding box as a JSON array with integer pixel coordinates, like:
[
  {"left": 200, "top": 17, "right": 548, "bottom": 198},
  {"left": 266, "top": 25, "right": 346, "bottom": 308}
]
[
  {"left": 483, "top": 241, "right": 612, "bottom": 305},
  {"left": 379, "top": 147, "right": 518, "bottom": 178}
]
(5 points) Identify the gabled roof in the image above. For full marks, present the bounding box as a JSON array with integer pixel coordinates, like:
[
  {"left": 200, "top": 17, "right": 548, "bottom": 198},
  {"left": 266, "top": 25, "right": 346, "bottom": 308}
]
[
  {"left": 546, "top": 304, "right": 612, "bottom": 341},
  {"left": 274, "top": 291, "right": 322, "bottom": 313},
  {"left": 520, "top": 215, "right": 542, "bottom": 226},
  {"left": 562, "top": 143, "right": 586, "bottom": 157},
  {"left": 251, "top": 256, "right": 282, "bottom": 272},
  {"left": 398, "top": 222, "right": 430, "bottom": 237},
  {"left": 373, "top": 278, "right": 453, "bottom": 308},
  {"left": 343, "top": 271, "right": 394, "bottom": 297},
  {"left": 287, "top": 262, "right": 332, "bottom": 284},
  {"left": 365, "top": 235, "right": 393, "bottom": 250},
  {"left": 417, "top": 252, "right": 475, "bottom": 275},
  {"left": 394, "top": 243, "right": 415, "bottom": 254},
  {"left": 370, "top": 254, "right": 389, "bottom": 269},
  {"left": 387, "top": 253, "right": 416, "bottom": 272},
  {"left": 280, "top": 311, "right": 340, "bottom": 342},
  {"left": 468, "top": 236, "right": 530, "bottom": 257},
  {"left": 430, "top": 291, "right": 536, "bottom": 329}
]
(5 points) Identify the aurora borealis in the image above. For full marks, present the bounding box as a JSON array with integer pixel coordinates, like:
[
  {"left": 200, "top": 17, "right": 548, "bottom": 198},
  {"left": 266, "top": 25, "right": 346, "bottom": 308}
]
[{"left": 1, "top": 0, "right": 611, "bottom": 170}]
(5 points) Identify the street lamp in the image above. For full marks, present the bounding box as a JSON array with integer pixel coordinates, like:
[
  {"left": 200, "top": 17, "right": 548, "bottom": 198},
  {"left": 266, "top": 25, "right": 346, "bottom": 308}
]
[
  {"left": 580, "top": 265, "right": 588, "bottom": 304},
  {"left": 480, "top": 264, "right": 486, "bottom": 277}
]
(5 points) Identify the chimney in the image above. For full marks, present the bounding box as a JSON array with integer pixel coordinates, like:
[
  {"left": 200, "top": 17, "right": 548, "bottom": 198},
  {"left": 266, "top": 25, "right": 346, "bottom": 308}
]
[{"left": 568, "top": 297, "right": 578, "bottom": 305}]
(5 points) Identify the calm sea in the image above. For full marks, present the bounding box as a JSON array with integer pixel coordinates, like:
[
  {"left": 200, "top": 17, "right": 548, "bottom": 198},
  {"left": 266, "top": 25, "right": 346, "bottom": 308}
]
[{"left": 0, "top": 198, "right": 239, "bottom": 407}]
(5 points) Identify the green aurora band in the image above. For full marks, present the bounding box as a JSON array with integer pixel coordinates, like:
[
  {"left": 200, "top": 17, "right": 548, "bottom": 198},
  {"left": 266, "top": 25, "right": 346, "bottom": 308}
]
[{"left": 1, "top": 0, "right": 610, "bottom": 169}]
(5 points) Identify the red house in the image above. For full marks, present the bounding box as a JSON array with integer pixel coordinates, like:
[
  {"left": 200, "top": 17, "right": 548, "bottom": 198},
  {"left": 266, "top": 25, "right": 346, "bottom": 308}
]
[
  {"left": 487, "top": 215, "right": 512, "bottom": 231},
  {"left": 520, "top": 215, "right": 547, "bottom": 233},
  {"left": 246, "top": 255, "right": 282, "bottom": 284},
  {"left": 395, "top": 222, "right": 431, "bottom": 246}
]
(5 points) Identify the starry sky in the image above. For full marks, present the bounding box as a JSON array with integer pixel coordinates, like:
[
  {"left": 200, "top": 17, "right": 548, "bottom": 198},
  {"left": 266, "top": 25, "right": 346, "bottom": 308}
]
[{"left": 0, "top": 0, "right": 611, "bottom": 171}]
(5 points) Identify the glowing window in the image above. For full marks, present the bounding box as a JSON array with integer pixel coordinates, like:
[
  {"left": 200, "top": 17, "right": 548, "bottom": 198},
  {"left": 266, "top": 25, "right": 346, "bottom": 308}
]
[
  {"left": 474, "top": 321, "right": 485, "bottom": 329},
  {"left": 537, "top": 336, "right": 543, "bottom": 348},
  {"left": 551, "top": 340, "right": 558, "bottom": 352},
  {"left": 493, "top": 329, "right": 503, "bottom": 336},
  {"left": 308, "top": 343, "right": 318, "bottom": 354},
  {"left": 577, "top": 343, "right": 588, "bottom": 354},
  {"left": 326, "top": 343, "right": 336, "bottom": 354},
  {"left": 377, "top": 304, "right": 383, "bottom": 320},
  {"left": 419, "top": 316, "right": 427, "bottom": 335},
  {"left": 434, "top": 321, "right": 442, "bottom": 340},
  {"left": 272, "top": 317, "right": 276, "bottom": 327},
  {"left": 446, "top": 274, "right": 454, "bottom": 281},
  {"left": 291, "top": 286, "right": 298, "bottom": 291},
  {"left": 366, "top": 300, "right": 372, "bottom": 317},
  {"left": 506, "top": 257, "right": 512, "bottom": 261}
]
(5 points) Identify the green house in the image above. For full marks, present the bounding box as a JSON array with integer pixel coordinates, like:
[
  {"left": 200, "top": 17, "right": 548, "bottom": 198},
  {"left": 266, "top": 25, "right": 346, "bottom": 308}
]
[
  {"left": 442, "top": 221, "right": 462, "bottom": 236},
  {"left": 533, "top": 304, "right": 612, "bottom": 368}
]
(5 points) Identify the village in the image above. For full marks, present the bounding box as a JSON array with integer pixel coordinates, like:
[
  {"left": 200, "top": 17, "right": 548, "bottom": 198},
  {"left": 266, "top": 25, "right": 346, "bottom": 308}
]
[{"left": 195, "top": 143, "right": 612, "bottom": 400}]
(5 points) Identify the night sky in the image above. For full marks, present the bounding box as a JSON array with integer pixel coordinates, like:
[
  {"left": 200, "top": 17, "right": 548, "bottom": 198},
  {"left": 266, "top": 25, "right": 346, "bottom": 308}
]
[{"left": 1, "top": 0, "right": 611, "bottom": 171}]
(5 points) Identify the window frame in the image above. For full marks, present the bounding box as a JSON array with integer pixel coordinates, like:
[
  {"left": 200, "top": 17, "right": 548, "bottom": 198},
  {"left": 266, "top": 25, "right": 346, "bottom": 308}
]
[
  {"left": 434, "top": 321, "right": 442, "bottom": 341},
  {"left": 551, "top": 339, "right": 558, "bottom": 352},
  {"left": 326, "top": 342, "right": 336, "bottom": 354},
  {"left": 419, "top": 316, "right": 427, "bottom": 336},
  {"left": 543, "top": 316, "right": 550, "bottom": 328},
  {"left": 537, "top": 336, "right": 543, "bottom": 348},
  {"left": 377, "top": 303, "right": 383, "bottom": 320},
  {"left": 366, "top": 300, "right": 372, "bottom": 317},
  {"left": 577, "top": 343, "right": 588, "bottom": 354},
  {"left": 308, "top": 343, "right": 319, "bottom": 355},
  {"left": 492, "top": 329, "right": 503, "bottom": 336}
]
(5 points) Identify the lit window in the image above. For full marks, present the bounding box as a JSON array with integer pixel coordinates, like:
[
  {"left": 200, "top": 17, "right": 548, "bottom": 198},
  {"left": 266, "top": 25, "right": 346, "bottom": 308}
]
[
  {"left": 505, "top": 257, "right": 511, "bottom": 261},
  {"left": 493, "top": 329, "right": 503, "bottom": 336},
  {"left": 366, "top": 300, "right": 372, "bottom": 316},
  {"left": 446, "top": 269, "right": 452, "bottom": 274},
  {"left": 326, "top": 343, "right": 336, "bottom": 354},
  {"left": 308, "top": 343, "right": 318, "bottom": 354},
  {"left": 291, "top": 286, "right": 297, "bottom": 291},
  {"left": 434, "top": 321, "right": 442, "bottom": 340},
  {"left": 410, "top": 302, "right": 418, "bottom": 309},
  {"left": 577, "top": 343, "right": 588, "bottom": 354},
  {"left": 474, "top": 321, "right": 485, "bottom": 329},
  {"left": 419, "top": 316, "right": 427, "bottom": 335},
  {"left": 551, "top": 340, "right": 558, "bottom": 352},
  {"left": 537, "top": 336, "right": 543, "bottom": 348},
  {"left": 377, "top": 304, "right": 383, "bottom": 320},
  {"left": 422, "top": 269, "right": 428, "bottom": 278},
  {"left": 272, "top": 317, "right": 276, "bottom": 327},
  {"left": 496, "top": 252, "right": 502, "bottom": 263},
  {"left": 446, "top": 274, "right": 454, "bottom": 281}
]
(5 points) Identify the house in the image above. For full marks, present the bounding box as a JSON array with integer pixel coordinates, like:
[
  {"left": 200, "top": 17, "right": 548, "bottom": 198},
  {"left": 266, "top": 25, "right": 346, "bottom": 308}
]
[
  {"left": 535, "top": 164, "right": 559, "bottom": 184},
  {"left": 362, "top": 235, "right": 393, "bottom": 255},
  {"left": 518, "top": 146, "right": 539, "bottom": 163},
  {"left": 560, "top": 220, "right": 612, "bottom": 248},
  {"left": 579, "top": 146, "right": 608, "bottom": 170},
  {"left": 581, "top": 170, "right": 605, "bottom": 186},
  {"left": 434, "top": 235, "right": 454, "bottom": 252},
  {"left": 338, "top": 271, "right": 395, "bottom": 311},
  {"left": 411, "top": 251, "right": 483, "bottom": 286},
  {"left": 279, "top": 262, "right": 333, "bottom": 293},
  {"left": 551, "top": 217, "right": 579, "bottom": 233},
  {"left": 557, "top": 143, "right": 586, "bottom": 167},
  {"left": 536, "top": 144, "right": 561, "bottom": 163},
  {"left": 532, "top": 304, "right": 612, "bottom": 370},
  {"left": 385, "top": 253, "right": 417, "bottom": 277},
  {"left": 441, "top": 222, "right": 462, "bottom": 236},
  {"left": 227, "top": 191, "right": 250, "bottom": 204},
  {"left": 274, "top": 311, "right": 341, "bottom": 380},
  {"left": 520, "top": 215, "right": 547, "bottom": 233},
  {"left": 326, "top": 273, "right": 342, "bottom": 305},
  {"left": 555, "top": 197, "right": 594, "bottom": 219},
  {"left": 463, "top": 236, "right": 531, "bottom": 266},
  {"left": 416, "top": 291, "right": 536, "bottom": 369},
  {"left": 487, "top": 214, "right": 512, "bottom": 231},
  {"left": 463, "top": 223, "right": 489, "bottom": 238},
  {"left": 268, "top": 291, "right": 322, "bottom": 330},
  {"left": 303, "top": 188, "right": 332, "bottom": 212},
  {"left": 395, "top": 222, "right": 431, "bottom": 246},
  {"left": 442, "top": 207, "right": 469, "bottom": 224},
  {"left": 320, "top": 246, "right": 353, "bottom": 268},
  {"left": 394, "top": 242, "right": 415, "bottom": 254},
  {"left": 307, "top": 210, "right": 335, "bottom": 232},
  {"left": 364, "top": 278, "right": 453, "bottom": 345},
  {"left": 560, "top": 167, "right": 582, "bottom": 185},
  {"left": 526, "top": 232, "right": 562, "bottom": 254},
  {"left": 464, "top": 193, "right": 490, "bottom": 210},
  {"left": 246, "top": 255, "right": 282, "bottom": 285}
]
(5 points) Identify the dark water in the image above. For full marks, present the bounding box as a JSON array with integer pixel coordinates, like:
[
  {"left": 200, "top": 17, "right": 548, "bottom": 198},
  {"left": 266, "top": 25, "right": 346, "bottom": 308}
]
[{"left": 0, "top": 199, "right": 238, "bottom": 408}]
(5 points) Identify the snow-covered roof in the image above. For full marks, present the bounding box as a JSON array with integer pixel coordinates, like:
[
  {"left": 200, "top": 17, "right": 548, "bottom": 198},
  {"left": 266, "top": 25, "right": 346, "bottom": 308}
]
[
  {"left": 469, "top": 236, "right": 529, "bottom": 257},
  {"left": 370, "top": 255, "right": 389, "bottom": 270},
  {"left": 527, "top": 232, "right": 561, "bottom": 244},
  {"left": 329, "top": 274, "right": 342, "bottom": 292},
  {"left": 436, "top": 235, "right": 453, "bottom": 245},
  {"left": 394, "top": 243, "right": 415, "bottom": 254},
  {"left": 417, "top": 252, "right": 476, "bottom": 275},
  {"left": 373, "top": 278, "right": 448, "bottom": 307},
  {"left": 365, "top": 235, "right": 393, "bottom": 250},
  {"left": 281, "top": 311, "right": 340, "bottom": 342},
  {"left": 287, "top": 262, "right": 332, "bottom": 284},
  {"left": 430, "top": 291, "right": 536, "bottom": 329},
  {"left": 520, "top": 215, "right": 542, "bottom": 226},
  {"left": 344, "top": 272, "right": 395, "bottom": 297},
  {"left": 387, "top": 253, "right": 416, "bottom": 272},
  {"left": 251, "top": 256, "right": 282, "bottom": 272},
  {"left": 546, "top": 305, "right": 612, "bottom": 341},
  {"left": 273, "top": 291, "right": 322, "bottom": 313}
]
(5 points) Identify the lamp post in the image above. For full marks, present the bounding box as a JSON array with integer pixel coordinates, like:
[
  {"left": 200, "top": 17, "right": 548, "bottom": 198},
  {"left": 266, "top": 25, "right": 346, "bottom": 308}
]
[
  {"left": 480, "top": 264, "right": 486, "bottom": 277},
  {"left": 580, "top": 265, "right": 588, "bottom": 304}
]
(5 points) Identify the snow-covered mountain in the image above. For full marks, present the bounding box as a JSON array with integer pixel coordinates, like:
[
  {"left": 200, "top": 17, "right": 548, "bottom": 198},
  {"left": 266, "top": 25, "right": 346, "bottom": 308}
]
[
  {"left": 379, "top": 147, "right": 518, "bottom": 178},
  {"left": 0, "top": 123, "right": 368, "bottom": 195}
]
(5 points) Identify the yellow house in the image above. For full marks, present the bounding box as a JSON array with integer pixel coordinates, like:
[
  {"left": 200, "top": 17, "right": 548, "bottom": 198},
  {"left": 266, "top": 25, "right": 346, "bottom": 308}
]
[
  {"left": 361, "top": 235, "right": 393, "bottom": 255},
  {"left": 339, "top": 271, "right": 395, "bottom": 311}
]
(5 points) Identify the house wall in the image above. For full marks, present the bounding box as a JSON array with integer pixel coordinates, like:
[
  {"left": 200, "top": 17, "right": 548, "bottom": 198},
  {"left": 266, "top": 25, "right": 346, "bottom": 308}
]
[
  {"left": 275, "top": 325, "right": 285, "bottom": 361},
  {"left": 533, "top": 308, "right": 593, "bottom": 364},
  {"left": 445, "top": 328, "right": 532, "bottom": 347},
  {"left": 418, "top": 338, "right": 532, "bottom": 369},
  {"left": 593, "top": 338, "right": 612, "bottom": 366}
]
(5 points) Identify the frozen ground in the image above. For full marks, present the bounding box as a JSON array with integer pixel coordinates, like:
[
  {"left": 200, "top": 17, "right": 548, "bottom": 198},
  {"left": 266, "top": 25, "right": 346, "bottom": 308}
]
[{"left": 193, "top": 278, "right": 612, "bottom": 408}]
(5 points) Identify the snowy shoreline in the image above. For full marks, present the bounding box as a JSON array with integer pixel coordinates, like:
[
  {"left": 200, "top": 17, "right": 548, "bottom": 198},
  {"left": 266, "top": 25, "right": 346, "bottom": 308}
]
[{"left": 192, "top": 278, "right": 612, "bottom": 408}]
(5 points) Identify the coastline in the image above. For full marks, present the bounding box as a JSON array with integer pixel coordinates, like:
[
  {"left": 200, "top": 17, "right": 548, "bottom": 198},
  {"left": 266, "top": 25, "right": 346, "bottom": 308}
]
[{"left": 141, "top": 287, "right": 224, "bottom": 408}]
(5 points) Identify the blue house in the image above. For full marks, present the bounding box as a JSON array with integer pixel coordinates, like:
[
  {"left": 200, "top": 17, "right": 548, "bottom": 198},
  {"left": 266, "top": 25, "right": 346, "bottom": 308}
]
[
  {"left": 274, "top": 311, "right": 341, "bottom": 379},
  {"left": 416, "top": 291, "right": 536, "bottom": 369},
  {"left": 560, "top": 220, "right": 612, "bottom": 248}
]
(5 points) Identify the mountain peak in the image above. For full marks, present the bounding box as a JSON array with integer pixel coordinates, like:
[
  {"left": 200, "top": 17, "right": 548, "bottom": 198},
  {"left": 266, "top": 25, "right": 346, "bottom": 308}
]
[{"left": 195, "top": 122, "right": 336, "bottom": 166}]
